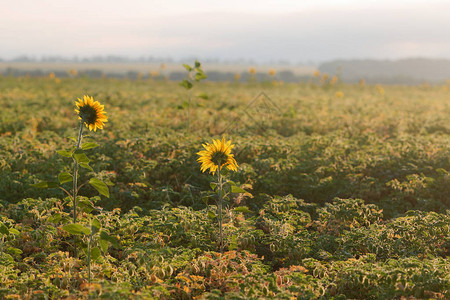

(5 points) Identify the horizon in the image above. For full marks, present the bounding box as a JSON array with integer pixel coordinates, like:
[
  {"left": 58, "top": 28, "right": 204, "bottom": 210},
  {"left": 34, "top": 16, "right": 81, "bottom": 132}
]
[{"left": 2, "top": 56, "right": 450, "bottom": 66}]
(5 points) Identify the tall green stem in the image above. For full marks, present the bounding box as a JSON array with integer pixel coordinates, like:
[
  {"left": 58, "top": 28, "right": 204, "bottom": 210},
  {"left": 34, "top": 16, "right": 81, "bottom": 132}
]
[
  {"left": 187, "top": 89, "right": 192, "bottom": 132},
  {"left": 218, "top": 165, "right": 223, "bottom": 253},
  {"left": 73, "top": 121, "right": 83, "bottom": 223},
  {"left": 87, "top": 234, "right": 92, "bottom": 283}
]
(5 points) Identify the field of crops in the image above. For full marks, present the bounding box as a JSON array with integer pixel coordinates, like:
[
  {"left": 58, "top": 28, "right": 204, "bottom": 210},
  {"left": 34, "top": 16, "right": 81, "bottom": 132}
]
[{"left": 0, "top": 76, "right": 449, "bottom": 299}]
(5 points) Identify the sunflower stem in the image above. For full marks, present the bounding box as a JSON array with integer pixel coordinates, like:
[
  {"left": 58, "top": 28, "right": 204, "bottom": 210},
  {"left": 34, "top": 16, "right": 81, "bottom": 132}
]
[
  {"left": 72, "top": 121, "right": 83, "bottom": 223},
  {"left": 187, "top": 89, "right": 192, "bottom": 132},
  {"left": 218, "top": 165, "right": 223, "bottom": 253}
]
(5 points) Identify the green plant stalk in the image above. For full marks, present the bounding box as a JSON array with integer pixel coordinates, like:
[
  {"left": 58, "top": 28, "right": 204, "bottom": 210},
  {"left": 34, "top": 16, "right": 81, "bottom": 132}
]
[
  {"left": 72, "top": 121, "right": 83, "bottom": 223},
  {"left": 87, "top": 234, "right": 92, "bottom": 283},
  {"left": 218, "top": 165, "right": 223, "bottom": 253},
  {"left": 187, "top": 90, "right": 191, "bottom": 132}
]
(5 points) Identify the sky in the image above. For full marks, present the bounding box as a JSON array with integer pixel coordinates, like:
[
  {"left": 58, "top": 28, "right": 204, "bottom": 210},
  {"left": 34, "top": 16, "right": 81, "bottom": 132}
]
[{"left": 1, "top": 0, "right": 449, "bottom": 63}]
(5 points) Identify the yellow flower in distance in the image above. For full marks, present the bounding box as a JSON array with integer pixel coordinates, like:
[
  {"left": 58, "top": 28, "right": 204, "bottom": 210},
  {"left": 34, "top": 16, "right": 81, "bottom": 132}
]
[
  {"left": 75, "top": 95, "right": 108, "bottom": 131},
  {"left": 197, "top": 137, "right": 238, "bottom": 175}
]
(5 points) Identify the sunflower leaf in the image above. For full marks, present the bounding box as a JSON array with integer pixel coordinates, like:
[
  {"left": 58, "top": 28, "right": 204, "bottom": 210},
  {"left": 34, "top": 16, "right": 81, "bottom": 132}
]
[
  {"left": 100, "top": 231, "right": 120, "bottom": 248},
  {"left": 89, "top": 178, "right": 110, "bottom": 198},
  {"left": 9, "top": 228, "right": 20, "bottom": 235},
  {"left": 0, "top": 223, "right": 9, "bottom": 235},
  {"left": 99, "top": 239, "right": 108, "bottom": 253},
  {"left": 91, "top": 247, "right": 101, "bottom": 260},
  {"left": 58, "top": 172, "right": 73, "bottom": 184},
  {"left": 234, "top": 206, "right": 252, "bottom": 213},
  {"left": 73, "top": 149, "right": 90, "bottom": 164},
  {"left": 195, "top": 71, "right": 207, "bottom": 82},
  {"left": 57, "top": 150, "right": 73, "bottom": 158},
  {"left": 62, "top": 223, "right": 91, "bottom": 235},
  {"left": 180, "top": 79, "right": 193, "bottom": 90},
  {"left": 231, "top": 186, "right": 247, "bottom": 194},
  {"left": 81, "top": 142, "right": 99, "bottom": 150},
  {"left": 91, "top": 218, "right": 101, "bottom": 235},
  {"left": 79, "top": 163, "right": 94, "bottom": 172},
  {"left": 104, "top": 178, "right": 115, "bottom": 186},
  {"left": 182, "top": 64, "right": 193, "bottom": 71},
  {"left": 207, "top": 211, "right": 216, "bottom": 219}
]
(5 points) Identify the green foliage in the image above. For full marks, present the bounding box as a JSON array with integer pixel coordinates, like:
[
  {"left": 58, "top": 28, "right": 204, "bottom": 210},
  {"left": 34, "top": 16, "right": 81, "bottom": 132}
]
[{"left": 0, "top": 77, "right": 449, "bottom": 298}]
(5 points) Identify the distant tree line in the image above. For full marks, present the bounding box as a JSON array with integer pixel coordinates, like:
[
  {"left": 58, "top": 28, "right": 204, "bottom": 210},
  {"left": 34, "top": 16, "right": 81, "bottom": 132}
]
[{"left": 319, "top": 58, "right": 450, "bottom": 84}]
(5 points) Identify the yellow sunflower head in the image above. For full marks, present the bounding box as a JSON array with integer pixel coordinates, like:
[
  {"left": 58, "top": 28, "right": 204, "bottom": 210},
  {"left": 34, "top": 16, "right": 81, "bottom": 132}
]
[
  {"left": 75, "top": 95, "right": 108, "bottom": 131},
  {"left": 197, "top": 137, "right": 238, "bottom": 175}
]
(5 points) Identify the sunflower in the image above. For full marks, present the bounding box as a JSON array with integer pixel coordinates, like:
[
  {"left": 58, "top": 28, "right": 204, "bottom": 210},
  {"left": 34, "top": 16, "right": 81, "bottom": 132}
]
[
  {"left": 197, "top": 137, "right": 238, "bottom": 175},
  {"left": 75, "top": 95, "right": 108, "bottom": 131}
]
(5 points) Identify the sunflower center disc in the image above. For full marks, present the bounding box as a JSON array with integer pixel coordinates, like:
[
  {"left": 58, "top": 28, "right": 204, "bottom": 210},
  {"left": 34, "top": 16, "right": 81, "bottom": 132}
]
[
  {"left": 211, "top": 151, "right": 228, "bottom": 166},
  {"left": 79, "top": 106, "right": 98, "bottom": 125}
]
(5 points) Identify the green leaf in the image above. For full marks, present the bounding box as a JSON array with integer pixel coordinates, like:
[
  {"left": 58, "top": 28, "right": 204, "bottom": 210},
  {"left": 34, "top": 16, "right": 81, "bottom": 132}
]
[
  {"left": 57, "top": 150, "right": 73, "bottom": 158},
  {"left": 198, "top": 93, "right": 209, "bottom": 100},
  {"left": 78, "top": 198, "right": 95, "bottom": 213},
  {"left": 208, "top": 211, "right": 216, "bottom": 219},
  {"left": 58, "top": 172, "right": 73, "bottom": 184},
  {"left": 179, "top": 79, "right": 193, "bottom": 90},
  {"left": 182, "top": 100, "right": 189, "bottom": 109},
  {"left": 9, "top": 228, "right": 20, "bottom": 235},
  {"left": 7, "top": 247, "right": 23, "bottom": 256},
  {"left": 90, "top": 247, "right": 101, "bottom": 260},
  {"left": 89, "top": 178, "right": 110, "bottom": 198},
  {"left": 229, "top": 235, "right": 237, "bottom": 251},
  {"left": 4, "top": 254, "right": 14, "bottom": 262},
  {"left": 47, "top": 213, "right": 62, "bottom": 224},
  {"left": 31, "top": 181, "right": 59, "bottom": 189},
  {"left": 234, "top": 206, "right": 252, "bottom": 213},
  {"left": 231, "top": 186, "right": 247, "bottom": 194},
  {"left": 91, "top": 218, "right": 101, "bottom": 234},
  {"left": 99, "top": 239, "right": 108, "bottom": 253},
  {"left": 0, "top": 223, "right": 9, "bottom": 235},
  {"left": 194, "top": 60, "right": 201, "bottom": 68},
  {"left": 62, "top": 223, "right": 91, "bottom": 235},
  {"left": 195, "top": 71, "right": 207, "bottom": 81},
  {"left": 81, "top": 142, "right": 99, "bottom": 150},
  {"left": 100, "top": 231, "right": 119, "bottom": 248},
  {"left": 210, "top": 182, "right": 217, "bottom": 190},
  {"left": 79, "top": 163, "right": 93, "bottom": 172},
  {"left": 73, "top": 149, "right": 90, "bottom": 164},
  {"left": 182, "top": 64, "right": 193, "bottom": 71},
  {"left": 104, "top": 178, "right": 115, "bottom": 186}
]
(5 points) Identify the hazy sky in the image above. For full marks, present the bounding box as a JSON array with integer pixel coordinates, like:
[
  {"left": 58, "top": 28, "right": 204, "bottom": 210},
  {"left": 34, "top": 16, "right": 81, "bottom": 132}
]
[{"left": 1, "top": 0, "right": 449, "bottom": 63}]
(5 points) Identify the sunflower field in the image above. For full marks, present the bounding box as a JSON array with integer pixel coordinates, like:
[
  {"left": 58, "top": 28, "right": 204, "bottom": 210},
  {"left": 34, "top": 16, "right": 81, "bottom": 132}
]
[{"left": 0, "top": 76, "right": 449, "bottom": 299}]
